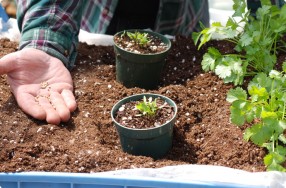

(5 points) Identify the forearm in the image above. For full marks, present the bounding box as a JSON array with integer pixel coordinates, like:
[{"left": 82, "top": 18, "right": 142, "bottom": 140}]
[{"left": 16, "top": 0, "right": 84, "bottom": 69}]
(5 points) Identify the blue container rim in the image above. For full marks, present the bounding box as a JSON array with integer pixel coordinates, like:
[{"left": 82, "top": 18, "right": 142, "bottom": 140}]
[{"left": 0, "top": 171, "right": 264, "bottom": 188}]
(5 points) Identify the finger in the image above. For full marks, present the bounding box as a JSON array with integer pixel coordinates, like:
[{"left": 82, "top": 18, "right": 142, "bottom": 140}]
[
  {"left": 61, "top": 89, "right": 77, "bottom": 112},
  {"left": 49, "top": 92, "right": 70, "bottom": 122},
  {"left": 16, "top": 93, "right": 46, "bottom": 121},
  {"left": 0, "top": 52, "right": 18, "bottom": 74},
  {"left": 37, "top": 95, "right": 61, "bottom": 125}
]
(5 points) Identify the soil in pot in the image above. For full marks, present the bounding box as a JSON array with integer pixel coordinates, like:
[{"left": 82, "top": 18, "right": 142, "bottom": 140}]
[
  {"left": 113, "top": 30, "right": 168, "bottom": 54},
  {"left": 114, "top": 96, "right": 175, "bottom": 129},
  {"left": 1, "top": 35, "right": 284, "bottom": 173}
]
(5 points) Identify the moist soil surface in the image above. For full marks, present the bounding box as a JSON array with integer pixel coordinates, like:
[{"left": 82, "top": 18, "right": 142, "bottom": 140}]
[{"left": 3, "top": 35, "right": 285, "bottom": 173}]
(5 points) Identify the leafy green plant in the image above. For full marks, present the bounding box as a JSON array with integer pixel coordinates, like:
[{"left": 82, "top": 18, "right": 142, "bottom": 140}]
[
  {"left": 135, "top": 96, "right": 158, "bottom": 117},
  {"left": 226, "top": 62, "right": 286, "bottom": 171},
  {"left": 193, "top": 0, "right": 286, "bottom": 85},
  {"left": 123, "top": 31, "right": 151, "bottom": 47}
]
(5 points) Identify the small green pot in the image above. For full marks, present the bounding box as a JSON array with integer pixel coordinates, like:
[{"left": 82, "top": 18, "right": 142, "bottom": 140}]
[
  {"left": 111, "top": 93, "right": 177, "bottom": 159},
  {"left": 113, "top": 30, "right": 171, "bottom": 90}
]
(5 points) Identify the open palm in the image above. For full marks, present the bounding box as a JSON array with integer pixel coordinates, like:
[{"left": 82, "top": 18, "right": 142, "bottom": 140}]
[{"left": 0, "top": 48, "right": 77, "bottom": 125}]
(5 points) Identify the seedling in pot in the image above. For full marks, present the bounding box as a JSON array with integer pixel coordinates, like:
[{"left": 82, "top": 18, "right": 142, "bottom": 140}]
[
  {"left": 125, "top": 31, "right": 151, "bottom": 48},
  {"left": 135, "top": 96, "right": 158, "bottom": 117}
]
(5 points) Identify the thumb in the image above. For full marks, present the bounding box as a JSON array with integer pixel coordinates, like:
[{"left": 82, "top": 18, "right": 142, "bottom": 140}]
[{"left": 0, "top": 51, "right": 18, "bottom": 74}]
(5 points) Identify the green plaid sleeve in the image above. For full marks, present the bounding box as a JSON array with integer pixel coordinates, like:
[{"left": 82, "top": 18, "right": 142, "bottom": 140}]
[{"left": 16, "top": 0, "right": 85, "bottom": 69}]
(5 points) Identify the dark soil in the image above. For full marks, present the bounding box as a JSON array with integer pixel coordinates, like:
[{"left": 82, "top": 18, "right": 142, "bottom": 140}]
[{"left": 2, "top": 35, "right": 283, "bottom": 173}]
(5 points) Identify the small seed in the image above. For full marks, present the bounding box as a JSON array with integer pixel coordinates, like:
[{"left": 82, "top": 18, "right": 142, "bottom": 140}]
[{"left": 40, "top": 81, "right": 49, "bottom": 89}]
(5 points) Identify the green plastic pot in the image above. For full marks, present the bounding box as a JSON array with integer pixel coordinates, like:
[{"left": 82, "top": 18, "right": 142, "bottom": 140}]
[
  {"left": 113, "top": 29, "right": 171, "bottom": 90},
  {"left": 111, "top": 93, "right": 177, "bottom": 159}
]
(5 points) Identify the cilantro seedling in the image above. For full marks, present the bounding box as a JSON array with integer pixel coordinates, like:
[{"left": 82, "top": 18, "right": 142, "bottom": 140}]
[
  {"left": 135, "top": 96, "right": 158, "bottom": 117},
  {"left": 126, "top": 31, "right": 151, "bottom": 47},
  {"left": 226, "top": 62, "right": 286, "bottom": 172},
  {"left": 193, "top": 0, "right": 286, "bottom": 85}
]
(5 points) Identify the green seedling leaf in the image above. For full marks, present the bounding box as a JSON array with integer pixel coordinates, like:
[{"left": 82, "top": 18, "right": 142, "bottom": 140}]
[
  {"left": 126, "top": 31, "right": 151, "bottom": 47},
  {"left": 135, "top": 96, "right": 158, "bottom": 117}
]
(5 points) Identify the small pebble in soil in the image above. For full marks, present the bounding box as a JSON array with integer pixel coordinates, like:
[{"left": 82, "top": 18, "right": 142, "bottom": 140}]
[
  {"left": 37, "top": 127, "right": 42, "bottom": 133},
  {"left": 118, "top": 105, "right": 125, "bottom": 111},
  {"left": 51, "top": 146, "right": 55, "bottom": 152},
  {"left": 83, "top": 111, "right": 90, "bottom": 118}
]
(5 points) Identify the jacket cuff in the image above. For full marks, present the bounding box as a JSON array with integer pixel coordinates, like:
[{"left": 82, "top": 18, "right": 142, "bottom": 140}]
[{"left": 19, "top": 28, "right": 78, "bottom": 69}]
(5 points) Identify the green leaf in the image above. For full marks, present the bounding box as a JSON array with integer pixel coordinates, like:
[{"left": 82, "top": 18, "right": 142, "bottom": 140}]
[
  {"left": 226, "top": 17, "right": 238, "bottom": 30},
  {"left": 279, "top": 135, "right": 286, "bottom": 145},
  {"left": 260, "top": 0, "right": 272, "bottom": 6},
  {"left": 269, "top": 70, "right": 282, "bottom": 79},
  {"left": 282, "top": 62, "right": 286, "bottom": 72},
  {"left": 276, "top": 145, "right": 286, "bottom": 156},
  {"left": 201, "top": 47, "right": 221, "bottom": 71},
  {"left": 264, "top": 152, "right": 286, "bottom": 171},
  {"left": 261, "top": 111, "right": 277, "bottom": 119},
  {"left": 197, "top": 29, "right": 212, "bottom": 49},
  {"left": 280, "top": 5, "right": 286, "bottom": 20},
  {"left": 135, "top": 96, "right": 158, "bottom": 116},
  {"left": 215, "top": 64, "right": 231, "bottom": 79},
  {"left": 248, "top": 85, "right": 269, "bottom": 101},
  {"left": 248, "top": 73, "right": 272, "bottom": 91},
  {"left": 226, "top": 87, "right": 247, "bottom": 103},
  {"left": 257, "top": 5, "right": 271, "bottom": 18},
  {"left": 192, "top": 32, "right": 201, "bottom": 46},
  {"left": 245, "top": 110, "right": 256, "bottom": 123},
  {"left": 230, "top": 105, "right": 245, "bottom": 126},
  {"left": 278, "top": 120, "right": 286, "bottom": 130},
  {"left": 240, "top": 33, "right": 253, "bottom": 46},
  {"left": 232, "top": 0, "right": 246, "bottom": 17},
  {"left": 208, "top": 47, "right": 222, "bottom": 57},
  {"left": 243, "top": 122, "right": 273, "bottom": 146},
  {"left": 201, "top": 53, "right": 216, "bottom": 71}
]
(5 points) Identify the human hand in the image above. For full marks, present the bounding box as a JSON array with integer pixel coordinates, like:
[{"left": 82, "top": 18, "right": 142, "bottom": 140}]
[{"left": 0, "top": 48, "right": 77, "bottom": 125}]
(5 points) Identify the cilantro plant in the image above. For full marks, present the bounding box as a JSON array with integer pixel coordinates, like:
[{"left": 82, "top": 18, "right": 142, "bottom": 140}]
[
  {"left": 226, "top": 62, "right": 286, "bottom": 171},
  {"left": 135, "top": 96, "right": 158, "bottom": 117},
  {"left": 124, "top": 31, "right": 151, "bottom": 47},
  {"left": 193, "top": 0, "right": 286, "bottom": 85}
]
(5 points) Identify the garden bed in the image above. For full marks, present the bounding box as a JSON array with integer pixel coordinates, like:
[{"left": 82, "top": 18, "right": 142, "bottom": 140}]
[{"left": 1, "top": 35, "right": 280, "bottom": 173}]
